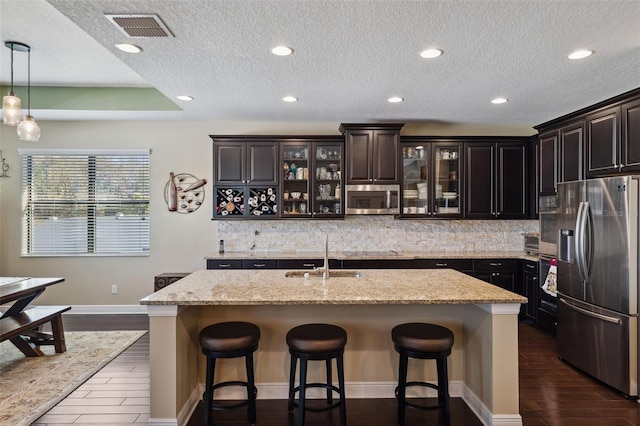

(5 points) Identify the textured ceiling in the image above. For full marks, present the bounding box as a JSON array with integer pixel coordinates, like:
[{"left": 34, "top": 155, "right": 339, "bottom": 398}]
[{"left": 0, "top": 0, "right": 639, "bottom": 128}]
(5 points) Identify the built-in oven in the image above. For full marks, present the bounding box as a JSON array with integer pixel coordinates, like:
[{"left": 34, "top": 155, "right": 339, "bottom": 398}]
[
  {"left": 345, "top": 184, "right": 400, "bottom": 215},
  {"left": 539, "top": 195, "right": 557, "bottom": 257}
]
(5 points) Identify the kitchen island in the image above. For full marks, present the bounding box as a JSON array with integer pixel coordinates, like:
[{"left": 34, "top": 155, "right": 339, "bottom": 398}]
[{"left": 141, "top": 268, "right": 526, "bottom": 426}]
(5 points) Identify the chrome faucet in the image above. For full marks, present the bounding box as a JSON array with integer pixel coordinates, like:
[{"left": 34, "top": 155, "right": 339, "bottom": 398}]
[{"left": 313, "top": 232, "right": 330, "bottom": 279}]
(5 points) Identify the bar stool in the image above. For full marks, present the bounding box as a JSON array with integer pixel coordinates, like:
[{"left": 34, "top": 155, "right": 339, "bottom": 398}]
[
  {"left": 392, "top": 322, "right": 454, "bottom": 426},
  {"left": 199, "top": 321, "right": 260, "bottom": 425},
  {"left": 286, "top": 323, "right": 347, "bottom": 426}
]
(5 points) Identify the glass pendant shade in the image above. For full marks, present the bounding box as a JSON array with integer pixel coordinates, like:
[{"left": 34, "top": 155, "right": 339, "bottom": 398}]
[
  {"left": 2, "top": 93, "right": 22, "bottom": 126},
  {"left": 17, "top": 115, "right": 41, "bottom": 142}
]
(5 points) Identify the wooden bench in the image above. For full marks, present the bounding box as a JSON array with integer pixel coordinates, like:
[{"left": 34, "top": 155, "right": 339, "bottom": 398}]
[{"left": 0, "top": 305, "right": 71, "bottom": 356}]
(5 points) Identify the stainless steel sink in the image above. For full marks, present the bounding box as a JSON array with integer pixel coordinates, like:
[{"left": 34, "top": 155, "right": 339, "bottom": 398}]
[{"left": 285, "top": 270, "right": 364, "bottom": 278}]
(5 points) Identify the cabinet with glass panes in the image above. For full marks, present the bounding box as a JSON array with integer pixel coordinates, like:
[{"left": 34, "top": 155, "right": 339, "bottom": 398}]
[
  {"left": 312, "top": 142, "right": 343, "bottom": 218},
  {"left": 280, "top": 139, "right": 344, "bottom": 219},
  {"left": 282, "top": 143, "right": 311, "bottom": 217},
  {"left": 400, "top": 140, "right": 462, "bottom": 217}
]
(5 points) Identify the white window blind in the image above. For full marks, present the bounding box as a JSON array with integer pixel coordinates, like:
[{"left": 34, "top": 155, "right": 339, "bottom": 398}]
[{"left": 20, "top": 149, "right": 150, "bottom": 256}]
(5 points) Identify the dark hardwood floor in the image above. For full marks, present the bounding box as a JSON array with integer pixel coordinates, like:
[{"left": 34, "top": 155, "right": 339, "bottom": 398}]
[{"left": 52, "top": 315, "right": 640, "bottom": 425}]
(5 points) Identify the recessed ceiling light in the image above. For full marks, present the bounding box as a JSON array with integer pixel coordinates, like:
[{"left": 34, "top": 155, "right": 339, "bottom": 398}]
[
  {"left": 568, "top": 50, "right": 594, "bottom": 60},
  {"left": 388, "top": 97, "right": 404, "bottom": 103},
  {"left": 420, "top": 48, "right": 443, "bottom": 59},
  {"left": 282, "top": 96, "right": 298, "bottom": 102},
  {"left": 115, "top": 43, "right": 142, "bottom": 53},
  {"left": 176, "top": 95, "right": 193, "bottom": 101},
  {"left": 272, "top": 46, "right": 293, "bottom": 56},
  {"left": 491, "top": 97, "right": 508, "bottom": 104}
]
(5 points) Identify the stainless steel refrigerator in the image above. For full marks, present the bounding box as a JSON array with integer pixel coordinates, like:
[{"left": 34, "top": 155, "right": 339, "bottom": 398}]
[{"left": 557, "top": 176, "right": 639, "bottom": 397}]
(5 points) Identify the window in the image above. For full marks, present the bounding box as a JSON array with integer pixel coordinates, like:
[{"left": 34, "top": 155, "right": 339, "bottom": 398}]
[{"left": 19, "top": 149, "right": 150, "bottom": 256}]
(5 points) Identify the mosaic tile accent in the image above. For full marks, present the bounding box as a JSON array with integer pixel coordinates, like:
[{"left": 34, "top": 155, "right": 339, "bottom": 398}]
[{"left": 216, "top": 216, "right": 538, "bottom": 253}]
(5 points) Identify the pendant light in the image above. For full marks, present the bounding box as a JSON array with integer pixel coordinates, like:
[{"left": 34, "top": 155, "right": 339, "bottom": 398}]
[
  {"left": 17, "top": 43, "right": 40, "bottom": 142},
  {"left": 2, "top": 41, "right": 28, "bottom": 126}
]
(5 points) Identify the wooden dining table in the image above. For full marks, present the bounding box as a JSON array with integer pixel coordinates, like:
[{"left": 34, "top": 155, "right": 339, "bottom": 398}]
[{"left": 0, "top": 277, "right": 70, "bottom": 357}]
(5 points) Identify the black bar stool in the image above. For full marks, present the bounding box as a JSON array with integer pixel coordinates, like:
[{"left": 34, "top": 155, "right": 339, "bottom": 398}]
[
  {"left": 286, "top": 323, "right": 347, "bottom": 426},
  {"left": 199, "top": 321, "right": 260, "bottom": 425},
  {"left": 392, "top": 322, "right": 454, "bottom": 426}
]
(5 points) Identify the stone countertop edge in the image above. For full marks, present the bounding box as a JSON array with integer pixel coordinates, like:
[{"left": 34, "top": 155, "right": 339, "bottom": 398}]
[
  {"left": 141, "top": 269, "right": 528, "bottom": 306},
  {"left": 205, "top": 250, "right": 540, "bottom": 262}
]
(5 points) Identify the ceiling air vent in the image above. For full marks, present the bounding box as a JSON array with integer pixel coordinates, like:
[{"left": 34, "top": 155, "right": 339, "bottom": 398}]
[{"left": 105, "top": 14, "right": 174, "bottom": 38}]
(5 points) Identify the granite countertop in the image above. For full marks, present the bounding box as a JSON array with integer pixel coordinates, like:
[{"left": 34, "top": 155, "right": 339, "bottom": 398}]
[
  {"left": 140, "top": 269, "right": 527, "bottom": 306},
  {"left": 205, "top": 250, "right": 539, "bottom": 262}
]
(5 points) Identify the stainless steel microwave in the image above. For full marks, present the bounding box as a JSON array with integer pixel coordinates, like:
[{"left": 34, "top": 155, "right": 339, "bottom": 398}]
[{"left": 345, "top": 184, "right": 400, "bottom": 215}]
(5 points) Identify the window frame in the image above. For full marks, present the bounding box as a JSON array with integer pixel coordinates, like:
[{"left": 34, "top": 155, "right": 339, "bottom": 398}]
[{"left": 19, "top": 148, "right": 151, "bottom": 257}]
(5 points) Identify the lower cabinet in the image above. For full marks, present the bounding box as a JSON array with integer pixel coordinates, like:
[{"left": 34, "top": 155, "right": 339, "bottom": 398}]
[
  {"left": 206, "top": 259, "right": 243, "bottom": 269},
  {"left": 473, "top": 259, "right": 520, "bottom": 292}
]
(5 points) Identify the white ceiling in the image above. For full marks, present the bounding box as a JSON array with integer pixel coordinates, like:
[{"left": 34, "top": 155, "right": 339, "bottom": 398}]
[{"left": 1, "top": 0, "right": 639, "bottom": 127}]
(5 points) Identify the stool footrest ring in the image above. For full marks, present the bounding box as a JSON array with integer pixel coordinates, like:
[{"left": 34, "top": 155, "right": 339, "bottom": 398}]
[
  {"left": 395, "top": 382, "right": 446, "bottom": 411},
  {"left": 290, "top": 383, "right": 343, "bottom": 412},
  {"left": 203, "top": 380, "right": 258, "bottom": 411}
]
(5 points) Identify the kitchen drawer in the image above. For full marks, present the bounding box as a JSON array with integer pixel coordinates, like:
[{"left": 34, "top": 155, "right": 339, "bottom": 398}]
[
  {"left": 522, "top": 259, "right": 538, "bottom": 273},
  {"left": 277, "top": 259, "right": 341, "bottom": 269},
  {"left": 473, "top": 258, "right": 520, "bottom": 270},
  {"left": 413, "top": 259, "right": 473, "bottom": 271},
  {"left": 206, "top": 259, "right": 243, "bottom": 270},
  {"left": 341, "top": 259, "right": 413, "bottom": 269},
  {"left": 242, "top": 259, "right": 278, "bottom": 269}
]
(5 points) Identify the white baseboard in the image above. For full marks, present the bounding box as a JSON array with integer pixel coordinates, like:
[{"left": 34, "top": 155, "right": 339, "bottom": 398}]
[
  {"left": 64, "top": 305, "right": 147, "bottom": 315},
  {"left": 153, "top": 381, "right": 522, "bottom": 426}
]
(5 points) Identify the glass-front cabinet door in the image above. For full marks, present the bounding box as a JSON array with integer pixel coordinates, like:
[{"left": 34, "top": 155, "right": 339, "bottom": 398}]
[
  {"left": 401, "top": 144, "right": 429, "bottom": 216},
  {"left": 312, "top": 142, "right": 343, "bottom": 218},
  {"left": 401, "top": 141, "right": 462, "bottom": 217},
  {"left": 433, "top": 143, "right": 461, "bottom": 216},
  {"left": 281, "top": 143, "right": 311, "bottom": 217}
]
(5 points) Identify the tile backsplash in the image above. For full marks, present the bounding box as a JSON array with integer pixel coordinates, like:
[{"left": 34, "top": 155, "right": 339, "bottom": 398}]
[{"left": 217, "top": 217, "right": 538, "bottom": 253}]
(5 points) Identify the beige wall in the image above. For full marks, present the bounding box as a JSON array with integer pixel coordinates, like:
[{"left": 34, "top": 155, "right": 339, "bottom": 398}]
[{"left": 0, "top": 120, "right": 535, "bottom": 307}]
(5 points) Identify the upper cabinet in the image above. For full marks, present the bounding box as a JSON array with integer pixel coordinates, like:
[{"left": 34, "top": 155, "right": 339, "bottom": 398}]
[
  {"left": 340, "top": 123, "right": 404, "bottom": 184},
  {"left": 535, "top": 89, "right": 640, "bottom": 185},
  {"left": 538, "top": 131, "right": 558, "bottom": 194},
  {"left": 621, "top": 98, "right": 640, "bottom": 172},
  {"left": 211, "top": 137, "right": 279, "bottom": 218},
  {"left": 281, "top": 139, "right": 344, "bottom": 219},
  {"left": 464, "top": 141, "right": 528, "bottom": 219},
  {"left": 214, "top": 139, "right": 278, "bottom": 185},
  {"left": 399, "top": 139, "right": 462, "bottom": 217},
  {"left": 586, "top": 106, "right": 621, "bottom": 176},
  {"left": 538, "top": 120, "right": 585, "bottom": 195},
  {"left": 559, "top": 121, "right": 585, "bottom": 183}
]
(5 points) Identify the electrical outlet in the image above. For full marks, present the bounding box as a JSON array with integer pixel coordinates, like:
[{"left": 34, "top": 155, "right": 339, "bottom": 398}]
[{"left": 111, "top": 285, "right": 117, "bottom": 294}]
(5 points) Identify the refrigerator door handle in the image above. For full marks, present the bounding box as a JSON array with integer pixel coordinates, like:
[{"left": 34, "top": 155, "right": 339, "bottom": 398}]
[
  {"left": 583, "top": 201, "right": 593, "bottom": 280},
  {"left": 575, "top": 201, "right": 587, "bottom": 282},
  {"left": 559, "top": 298, "right": 622, "bottom": 324}
]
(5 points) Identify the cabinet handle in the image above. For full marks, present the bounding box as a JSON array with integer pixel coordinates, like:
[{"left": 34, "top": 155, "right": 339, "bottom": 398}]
[
  {"left": 533, "top": 277, "right": 538, "bottom": 281},
  {"left": 526, "top": 264, "right": 535, "bottom": 269},
  {"left": 489, "top": 262, "right": 502, "bottom": 266},
  {"left": 302, "top": 263, "right": 316, "bottom": 267},
  {"left": 253, "top": 263, "right": 266, "bottom": 268},
  {"left": 435, "top": 263, "right": 448, "bottom": 267},
  {"left": 218, "top": 264, "right": 232, "bottom": 268}
]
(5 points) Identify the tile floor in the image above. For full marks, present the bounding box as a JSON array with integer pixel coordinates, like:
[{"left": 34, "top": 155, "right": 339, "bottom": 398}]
[{"left": 33, "top": 334, "right": 150, "bottom": 425}]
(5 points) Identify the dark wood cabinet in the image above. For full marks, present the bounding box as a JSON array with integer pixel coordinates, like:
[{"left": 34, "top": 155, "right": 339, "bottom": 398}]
[
  {"left": 464, "top": 141, "right": 527, "bottom": 219},
  {"left": 521, "top": 260, "right": 538, "bottom": 323},
  {"left": 586, "top": 106, "right": 621, "bottom": 176},
  {"left": 621, "top": 98, "right": 640, "bottom": 171},
  {"left": 214, "top": 140, "right": 278, "bottom": 185},
  {"left": 473, "top": 259, "right": 520, "bottom": 292},
  {"left": 340, "top": 123, "right": 404, "bottom": 184},
  {"left": 559, "top": 121, "right": 585, "bottom": 183},
  {"left": 206, "top": 259, "right": 243, "bottom": 269},
  {"left": 538, "top": 131, "right": 558, "bottom": 194}
]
